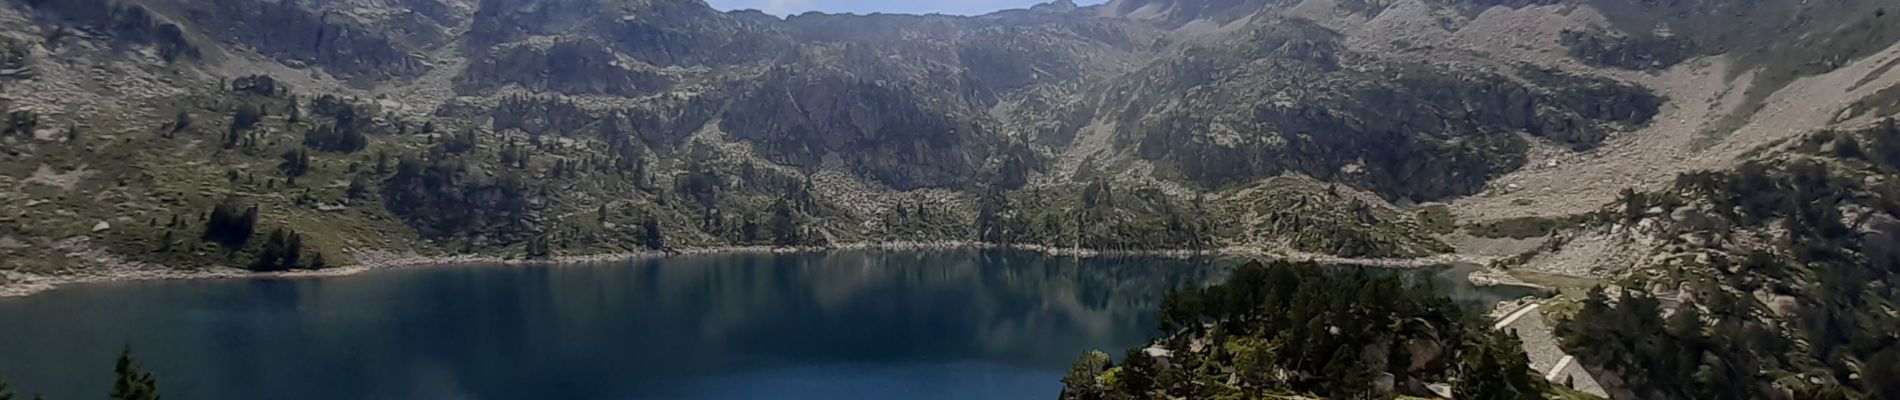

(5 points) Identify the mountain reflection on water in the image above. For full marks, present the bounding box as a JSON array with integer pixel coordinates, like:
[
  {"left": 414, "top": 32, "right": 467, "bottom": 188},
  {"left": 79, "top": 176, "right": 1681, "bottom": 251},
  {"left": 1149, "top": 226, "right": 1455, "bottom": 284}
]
[{"left": 0, "top": 250, "right": 1532, "bottom": 400}]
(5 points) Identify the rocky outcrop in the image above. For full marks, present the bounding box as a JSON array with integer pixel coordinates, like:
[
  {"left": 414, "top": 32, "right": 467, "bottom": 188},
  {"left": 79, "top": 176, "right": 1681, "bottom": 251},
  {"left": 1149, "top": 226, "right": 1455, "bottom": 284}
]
[
  {"left": 381, "top": 156, "right": 537, "bottom": 245},
  {"left": 17, "top": 0, "right": 199, "bottom": 62},
  {"left": 491, "top": 95, "right": 595, "bottom": 136},
  {"left": 1561, "top": 29, "right": 1695, "bottom": 71},
  {"left": 1108, "top": 19, "right": 1660, "bottom": 201},
  {"left": 1106, "top": 0, "right": 1286, "bottom": 28},
  {"left": 178, "top": 0, "right": 429, "bottom": 79},
  {"left": 722, "top": 56, "right": 993, "bottom": 190},
  {"left": 458, "top": 40, "right": 672, "bottom": 96},
  {"left": 467, "top": 0, "right": 787, "bottom": 67},
  {"left": 598, "top": 0, "right": 786, "bottom": 67}
]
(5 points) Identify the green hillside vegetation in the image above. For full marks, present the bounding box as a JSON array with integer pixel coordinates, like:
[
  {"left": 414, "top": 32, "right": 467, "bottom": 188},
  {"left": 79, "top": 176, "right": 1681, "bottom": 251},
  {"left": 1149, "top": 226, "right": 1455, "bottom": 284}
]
[{"left": 1, "top": 76, "right": 1462, "bottom": 276}]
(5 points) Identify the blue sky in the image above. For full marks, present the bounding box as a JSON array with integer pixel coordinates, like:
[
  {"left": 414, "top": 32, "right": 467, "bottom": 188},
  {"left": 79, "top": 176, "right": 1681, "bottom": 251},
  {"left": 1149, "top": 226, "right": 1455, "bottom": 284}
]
[{"left": 707, "top": 0, "right": 1109, "bottom": 16}]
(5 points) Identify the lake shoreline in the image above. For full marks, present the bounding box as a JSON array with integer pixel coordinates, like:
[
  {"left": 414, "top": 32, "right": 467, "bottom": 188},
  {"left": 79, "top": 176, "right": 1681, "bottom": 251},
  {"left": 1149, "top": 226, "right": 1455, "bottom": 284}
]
[{"left": 0, "top": 241, "right": 1493, "bottom": 299}]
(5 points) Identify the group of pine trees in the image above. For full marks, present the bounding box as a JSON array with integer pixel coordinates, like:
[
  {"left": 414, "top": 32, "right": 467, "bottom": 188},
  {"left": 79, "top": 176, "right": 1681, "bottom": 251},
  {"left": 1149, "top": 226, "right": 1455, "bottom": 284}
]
[
  {"left": 3, "top": 109, "right": 37, "bottom": 138},
  {"left": 201, "top": 197, "right": 258, "bottom": 249},
  {"left": 301, "top": 123, "right": 368, "bottom": 153},
  {"left": 196, "top": 198, "right": 325, "bottom": 271},
  {"left": 1061, "top": 260, "right": 1548, "bottom": 400},
  {"left": 251, "top": 228, "right": 323, "bottom": 271},
  {"left": 0, "top": 348, "right": 163, "bottom": 400}
]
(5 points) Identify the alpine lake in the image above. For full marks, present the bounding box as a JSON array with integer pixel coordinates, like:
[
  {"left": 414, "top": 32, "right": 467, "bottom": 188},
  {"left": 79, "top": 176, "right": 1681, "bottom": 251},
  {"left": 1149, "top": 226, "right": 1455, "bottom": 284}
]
[{"left": 0, "top": 249, "right": 1539, "bottom": 400}]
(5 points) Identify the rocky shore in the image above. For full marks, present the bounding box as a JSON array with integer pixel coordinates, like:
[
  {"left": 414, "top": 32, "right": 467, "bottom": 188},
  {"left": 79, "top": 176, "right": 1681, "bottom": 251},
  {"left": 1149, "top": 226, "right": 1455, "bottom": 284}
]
[{"left": 0, "top": 241, "right": 1501, "bottom": 298}]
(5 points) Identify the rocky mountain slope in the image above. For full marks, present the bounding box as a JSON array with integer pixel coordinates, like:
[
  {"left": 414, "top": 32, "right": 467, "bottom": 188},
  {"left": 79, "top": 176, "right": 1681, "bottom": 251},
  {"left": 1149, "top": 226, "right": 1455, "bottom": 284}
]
[
  {"left": 0, "top": 0, "right": 1887, "bottom": 264},
  {"left": 3, "top": 0, "right": 1900, "bottom": 396}
]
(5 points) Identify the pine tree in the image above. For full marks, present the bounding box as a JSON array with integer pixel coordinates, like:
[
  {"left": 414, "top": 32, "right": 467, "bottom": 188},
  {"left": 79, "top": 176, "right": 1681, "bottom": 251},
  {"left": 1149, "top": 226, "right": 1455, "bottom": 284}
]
[
  {"left": 741, "top": 214, "right": 762, "bottom": 244},
  {"left": 976, "top": 187, "right": 1008, "bottom": 243},
  {"left": 770, "top": 200, "right": 800, "bottom": 247},
  {"left": 226, "top": 104, "right": 262, "bottom": 149},
  {"left": 157, "top": 230, "right": 174, "bottom": 253},
  {"left": 346, "top": 176, "right": 370, "bottom": 201},
  {"left": 1322, "top": 346, "right": 1374, "bottom": 399},
  {"left": 1059, "top": 351, "right": 1111, "bottom": 400},
  {"left": 1620, "top": 188, "right": 1648, "bottom": 222},
  {"left": 110, "top": 347, "right": 160, "bottom": 400},
  {"left": 170, "top": 111, "right": 190, "bottom": 136},
  {"left": 287, "top": 97, "right": 302, "bottom": 124},
  {"left": 643, "top": 216, "right": 664, "bottom": 251},
  {"left": 0, "top": 378, "right": 13, "bottom": 400},
  {"left": 254, "top": 228, "right": 288, "bottom": 270},
  {"left": 202, "top": 198, "right": 257, "bottom": 249},
  {"left": 283, "top": 231, "right": 302, "bottom": 267},
  {"left": 1456, "top": 329, "right": 1543, "bottom": 400},
  {"left": 1116, "top": 347, "right": 1157, "bottom": 397},
  {"left": 375, "top": 152, "right": 390, "bottom": 175},
  {"left": 279, "top": 148, "right": 310, "bottom": 178},
  {"left": 1833, "top": 136, "right": 1865, "bottom": 159}
]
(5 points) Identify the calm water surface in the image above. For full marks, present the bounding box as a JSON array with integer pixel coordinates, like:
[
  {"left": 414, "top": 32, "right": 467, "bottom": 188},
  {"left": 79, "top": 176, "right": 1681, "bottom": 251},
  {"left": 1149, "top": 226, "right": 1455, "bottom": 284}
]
[{"left": 0, "top": 250, "right": 1532, "bottom": 400}]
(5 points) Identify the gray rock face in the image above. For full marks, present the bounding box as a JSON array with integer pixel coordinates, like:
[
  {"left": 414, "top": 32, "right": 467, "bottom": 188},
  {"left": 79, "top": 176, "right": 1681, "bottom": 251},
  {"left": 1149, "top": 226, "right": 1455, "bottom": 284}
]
[
  {"left": 458, "top": 40, "right": 673, "bottom": 96},
  {"left": 1106, "top": 0, "right": 1284, "bottom": 27},
  {"left": 27, "top": 0, "right": 1896, "bottom": 216},
  {"left": 0, "top": 0, "right": 1647, "bottom": 211},
  {"left": 1561, "top": 29, "right": 1695, "bottom": 71},
  {"left": 722, "top": 58, "right": 993, "bottom": 190},
  {"left": 181, "top": 0, "right": 433, "bottom": 79},
  {"left": 491, "top": 96, "right": 595, "bottom": 137},
  {"left": 48, "top": 0, "right": 1669, "bottom": 199},
  {"left": 466, "top": 0, "right": 786, "bottom": 67},
  {"left": 1108, "top": 20, "right": 1661, "bottom": 200}
]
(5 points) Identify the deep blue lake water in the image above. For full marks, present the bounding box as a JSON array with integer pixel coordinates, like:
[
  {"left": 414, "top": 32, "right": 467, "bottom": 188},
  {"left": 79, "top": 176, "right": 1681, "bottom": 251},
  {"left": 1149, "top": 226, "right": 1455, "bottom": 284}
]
[{"left": 0, "top": 250, "right": 1532, "bottom": 400}]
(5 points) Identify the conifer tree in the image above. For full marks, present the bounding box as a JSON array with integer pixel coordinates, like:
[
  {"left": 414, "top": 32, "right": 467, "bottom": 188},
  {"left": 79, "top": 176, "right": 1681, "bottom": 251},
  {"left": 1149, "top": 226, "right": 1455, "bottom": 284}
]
[
  {"left": 157, "top": 230, "right": 174, "bottom": 253},
  {"left": 202, "top": 198, "right": 257, "bottom": 249},
  {"left": 1116, "top": 347, "right": 1157, "bottom": 397},
  {"left": 1322, "top": 346, "right": 1374, "bottom": 399},
  {"left": 643, "top": 216, "right": 664, "bottom": 251},
  {"left": 1457, "top": 329, "right": 1543, "bottom": 400},
  {"left": 109, "top": 347, "right": 160, "bottom": 400},
  {"left": 287, "top": 97, "right": 301, "bottom": 124},
  {"left": 279, "top": 148, "right": 310, "bottom": 178},
  {"left": 170, "top": 111, "right": 190, "bottom": 136},
  {"left": 1058, "top": 351, "right": 1111, "bottom": 400},
  {"left": 770, "top": 199, "right": 798, "bottom": 246}
]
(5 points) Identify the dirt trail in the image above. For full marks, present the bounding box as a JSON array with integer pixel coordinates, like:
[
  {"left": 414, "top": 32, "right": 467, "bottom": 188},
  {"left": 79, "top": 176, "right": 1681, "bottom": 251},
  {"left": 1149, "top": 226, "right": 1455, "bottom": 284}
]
[{"left": 1497, "top": 301, "right": 1608, "bottom": 397}]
